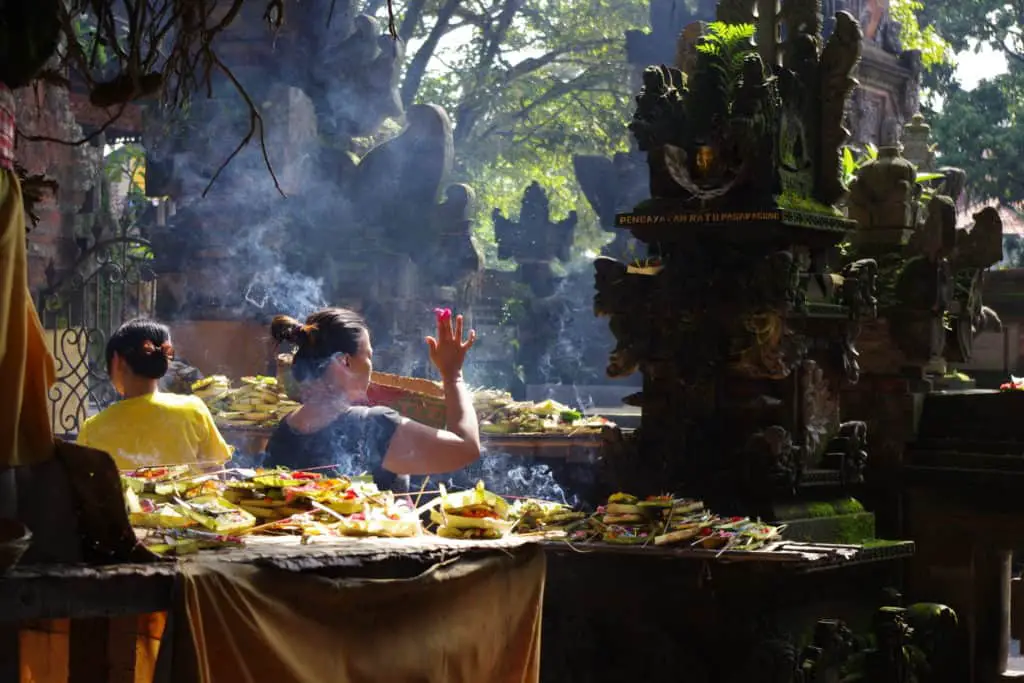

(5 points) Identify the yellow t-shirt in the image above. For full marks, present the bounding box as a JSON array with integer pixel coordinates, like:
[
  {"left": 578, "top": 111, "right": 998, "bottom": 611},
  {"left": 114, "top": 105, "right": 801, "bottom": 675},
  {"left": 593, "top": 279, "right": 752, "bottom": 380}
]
[{"left": 77, "top": 392, "right": 232, "bottom": 470}]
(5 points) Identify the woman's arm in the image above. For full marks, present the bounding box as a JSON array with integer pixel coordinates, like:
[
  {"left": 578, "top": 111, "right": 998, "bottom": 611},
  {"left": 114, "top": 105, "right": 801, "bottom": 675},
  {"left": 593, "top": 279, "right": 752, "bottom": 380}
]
[
  {"left": 382, "top": 311, "right": 481, "bottom": 476},
  {"left": 382, "top": 373, "right": 481, "bottom": 475}
]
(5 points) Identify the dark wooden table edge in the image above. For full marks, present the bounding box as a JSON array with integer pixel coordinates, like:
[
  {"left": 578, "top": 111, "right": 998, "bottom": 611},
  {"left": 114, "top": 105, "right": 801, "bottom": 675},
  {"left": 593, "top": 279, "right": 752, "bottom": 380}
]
[{"left": 0, "top": 539, "right": 915, "bottom": 622}]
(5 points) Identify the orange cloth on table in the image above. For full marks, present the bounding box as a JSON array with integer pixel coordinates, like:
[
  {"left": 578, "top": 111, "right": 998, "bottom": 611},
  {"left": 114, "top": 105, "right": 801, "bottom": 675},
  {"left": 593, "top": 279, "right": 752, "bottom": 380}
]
[
  {"left": 0, "top": 87, "right": 55, "bottom": 468},
  {"left": 175, "top": 544, "right": 545, "bottom": 683}
]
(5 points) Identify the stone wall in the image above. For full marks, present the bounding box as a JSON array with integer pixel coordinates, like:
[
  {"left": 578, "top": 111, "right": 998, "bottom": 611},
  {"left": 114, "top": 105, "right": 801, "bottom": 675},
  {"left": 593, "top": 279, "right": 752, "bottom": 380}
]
[{"left": 14, "top": 83, "right": 100, "bottom": 294}]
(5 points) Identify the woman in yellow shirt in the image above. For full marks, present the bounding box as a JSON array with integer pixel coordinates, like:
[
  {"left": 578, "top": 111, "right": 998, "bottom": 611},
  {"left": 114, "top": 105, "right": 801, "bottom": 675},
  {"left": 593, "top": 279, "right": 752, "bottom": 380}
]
[{"left": 77, "top": 319, "right": 232, "bottom": 470}]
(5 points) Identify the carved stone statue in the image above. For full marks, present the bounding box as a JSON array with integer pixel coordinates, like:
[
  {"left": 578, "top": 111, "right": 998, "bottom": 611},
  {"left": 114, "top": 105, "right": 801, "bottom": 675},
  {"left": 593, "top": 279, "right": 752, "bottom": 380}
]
[
  {"left": 816, "top": 11, "right": 863, "bottom": 207},
  {"left": 848, "top": 146, "right": 917, "bottom": 230}
]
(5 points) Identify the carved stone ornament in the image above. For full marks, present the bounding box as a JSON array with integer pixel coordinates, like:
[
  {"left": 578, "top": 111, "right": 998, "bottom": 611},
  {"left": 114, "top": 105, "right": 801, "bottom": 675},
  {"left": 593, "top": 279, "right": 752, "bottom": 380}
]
[
  {"left": 627, "top": 9, "right": 861, "bottom": 212},
  {"left": 901, "top": 113, "right": 936, "bottom": 171},
  {"left": 848, "top": 146, "right": 917, "bottom": 230}
]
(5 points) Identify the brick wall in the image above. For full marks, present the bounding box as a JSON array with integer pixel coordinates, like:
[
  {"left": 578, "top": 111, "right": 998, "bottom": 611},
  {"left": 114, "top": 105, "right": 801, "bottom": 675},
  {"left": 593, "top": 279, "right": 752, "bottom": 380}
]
[{"left": 13, "top": 83, "right": 100, "bottom": 295}]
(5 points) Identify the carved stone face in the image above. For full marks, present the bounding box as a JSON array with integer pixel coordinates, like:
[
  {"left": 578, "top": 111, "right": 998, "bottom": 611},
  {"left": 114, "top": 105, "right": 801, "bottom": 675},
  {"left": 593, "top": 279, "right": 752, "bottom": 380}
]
[{"left": 695, "top": 146, "right": 715, "bottom": 177}]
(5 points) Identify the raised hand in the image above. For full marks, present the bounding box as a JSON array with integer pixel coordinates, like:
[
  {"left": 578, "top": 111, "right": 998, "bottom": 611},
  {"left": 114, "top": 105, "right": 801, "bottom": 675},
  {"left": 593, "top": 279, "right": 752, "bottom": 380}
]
[{"left": 425, "top": 308, "right": 476, "bottom": 382}]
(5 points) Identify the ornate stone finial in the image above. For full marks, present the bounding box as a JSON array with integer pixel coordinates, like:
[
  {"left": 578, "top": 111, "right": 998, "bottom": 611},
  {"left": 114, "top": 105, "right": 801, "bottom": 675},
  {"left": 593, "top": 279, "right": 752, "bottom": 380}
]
[
  {"left": 492, "top": 181, "right": 578, "bottom": 297},
  {"left": 902, "top": 112, "right": 936, "bottom": 171}
]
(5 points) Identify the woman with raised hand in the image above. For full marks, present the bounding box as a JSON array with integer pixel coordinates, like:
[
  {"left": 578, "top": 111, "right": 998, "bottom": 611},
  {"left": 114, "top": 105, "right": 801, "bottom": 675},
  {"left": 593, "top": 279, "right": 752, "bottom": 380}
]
[
  {"left": 77, "top": 319, "right": 232, "bottom": 469},
  {"left": 264, "top": 307, "right": 480, "bottom": 488}
]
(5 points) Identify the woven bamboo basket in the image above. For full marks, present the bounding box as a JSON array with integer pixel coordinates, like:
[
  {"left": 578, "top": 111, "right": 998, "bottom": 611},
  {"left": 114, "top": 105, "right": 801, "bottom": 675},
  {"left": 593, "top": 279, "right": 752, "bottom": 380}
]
[
  {"left": 276, "top": 354, "right": 447, "bottom": 429},
  {"left": 367, "top": 372, "right": 447, "bottom": 429}
]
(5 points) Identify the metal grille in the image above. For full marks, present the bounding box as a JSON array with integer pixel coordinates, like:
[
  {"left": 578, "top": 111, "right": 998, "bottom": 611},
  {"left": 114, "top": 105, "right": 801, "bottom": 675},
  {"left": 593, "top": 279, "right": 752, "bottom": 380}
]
[{"left": 37, "top": 237, "right": 158, "bottom": 438}]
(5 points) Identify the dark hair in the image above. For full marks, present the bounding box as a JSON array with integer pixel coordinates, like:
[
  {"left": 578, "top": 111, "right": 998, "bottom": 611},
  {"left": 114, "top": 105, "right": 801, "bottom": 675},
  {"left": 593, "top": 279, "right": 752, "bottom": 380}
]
[
  {"left": 106, "top": 318, "right": 174, "bottom": 380},
  {"left": 271, "top": 308, "right": 367, "bottom": 382}
]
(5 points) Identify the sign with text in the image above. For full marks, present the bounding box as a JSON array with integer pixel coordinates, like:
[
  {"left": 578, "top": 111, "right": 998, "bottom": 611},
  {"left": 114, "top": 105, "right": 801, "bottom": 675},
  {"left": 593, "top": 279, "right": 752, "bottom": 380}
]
[{"left": 616, "top": 210, "right": 783, "bottom": 227}]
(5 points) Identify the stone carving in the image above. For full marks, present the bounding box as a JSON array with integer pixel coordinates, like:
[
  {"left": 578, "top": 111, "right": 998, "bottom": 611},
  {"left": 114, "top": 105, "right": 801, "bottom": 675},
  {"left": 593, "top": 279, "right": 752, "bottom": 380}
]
[
  {"left": 901, "top": 112, "right": 936, "bottom": 170},
  {"left": 593, "top": 256, "right": 650, "bottom": 378},
  {"left": 627, "top": 10, "right": 862, "bottom": 212},
  {"left": 742, "top": 425, "right": 799, "bottom": 496},
  {"left": 781, "top": 0, "right": 824, "bottom": 43},
  {"left": 843, "top": 127, "right": 1005, "bottom": 373},
  {"left": 853, "top": 91, "right": 883, "bottom": 145},
  {"left": 800, "top": 360, "right": 841, "bottom": 465},
  {"left": 354, "top": 104, "right": 455, "bottom": 253},
  {"left": 493, "top": 182, "right": 577, "bottom": 298},
  {"left": 899, "top": 50, "right": 923, "bottom": 119},
  {"left": 821, "top": 420, "right": 869, "bottom": 484},
  {"left": 429, "top": 184, "right": 483, "bottom": 286},
  {"left": 839, "top": 258, "right": 880, "bottom": 319},
  {"left": 491, "top": 182, "right": 580, "bottom": 386},
  {"left": 817, "top": 11, "right": 863, "bottom": 206},
  {"left": 848, "top": 146, "right": 917, "bottom": 230},
  {"left": 573, "top": 152, "right": 647, "bottom": 258},
  {"left": 595, "top": 2, "right": 876, "bottom": 506}
]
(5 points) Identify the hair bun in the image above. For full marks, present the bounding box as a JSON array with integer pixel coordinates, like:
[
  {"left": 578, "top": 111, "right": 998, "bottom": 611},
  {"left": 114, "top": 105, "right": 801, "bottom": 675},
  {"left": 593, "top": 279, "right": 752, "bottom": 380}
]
[
  {"left": 271, "top": 315, "right": 317, "bottom": 346},
  {"left": 141, "top": 340, "right": 175, "bottom": 359}
]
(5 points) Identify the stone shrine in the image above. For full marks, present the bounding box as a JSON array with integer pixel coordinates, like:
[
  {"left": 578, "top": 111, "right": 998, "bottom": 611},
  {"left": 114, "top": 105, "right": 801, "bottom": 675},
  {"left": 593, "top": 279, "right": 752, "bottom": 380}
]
[
  {"left": 594, "top": 3, "right": 878, "bottom": 531},
  {"left": 576, "top": 0, "right": 922, "bottom": 262}
]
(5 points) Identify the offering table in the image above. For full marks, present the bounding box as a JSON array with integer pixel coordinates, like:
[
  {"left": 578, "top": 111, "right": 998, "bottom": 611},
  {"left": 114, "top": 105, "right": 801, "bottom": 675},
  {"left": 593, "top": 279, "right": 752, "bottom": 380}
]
[{"left": 1, "top": 535, "right": 919, "bottom": 683}]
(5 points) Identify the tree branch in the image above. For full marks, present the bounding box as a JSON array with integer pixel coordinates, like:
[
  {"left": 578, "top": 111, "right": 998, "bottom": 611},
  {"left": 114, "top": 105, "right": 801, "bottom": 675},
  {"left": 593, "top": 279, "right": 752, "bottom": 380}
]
[
  {"left": 398, "top": 0, "right": 427, "bottom": 42},
  {"left": 476, "top": 0, "right": 523, "bottom": 85},
  {"left": 452, "top": 41, "right": 614, "bottom": 146},
  {"left": 469, "top": 70, "right": 605, "bottom": 145},
  {"left": 401, "top": 0, "right": 462, "bottom": 106}
]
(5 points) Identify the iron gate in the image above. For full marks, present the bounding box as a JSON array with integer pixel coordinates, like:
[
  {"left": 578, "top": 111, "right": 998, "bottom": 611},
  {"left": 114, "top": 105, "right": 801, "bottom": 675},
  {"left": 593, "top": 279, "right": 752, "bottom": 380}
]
[{"left": 37, "top": 237, "right": 157, "bottom": 439}]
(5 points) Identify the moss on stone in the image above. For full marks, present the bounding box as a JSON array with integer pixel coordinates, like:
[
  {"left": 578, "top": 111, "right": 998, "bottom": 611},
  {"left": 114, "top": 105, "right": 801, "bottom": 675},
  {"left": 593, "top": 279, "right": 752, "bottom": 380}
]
[
  {"left": 862, "top": 539, "right": 907, "bottom": 549},
  {"left": 804, "top": 502, "right": 837, "bottom": 518},
  {"left": 776, "top": 192, "right": 843, "bottom": 217},
  {"left": 833, "top": 497, "right": 866, "bottom": 515},
  {"left": 832, "top": 512, "right": 876, "bottom": 543}
]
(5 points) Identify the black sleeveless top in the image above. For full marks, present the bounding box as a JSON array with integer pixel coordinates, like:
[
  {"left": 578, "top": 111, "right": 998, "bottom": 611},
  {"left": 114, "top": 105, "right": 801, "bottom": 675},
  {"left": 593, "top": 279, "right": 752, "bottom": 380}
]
[{"left": 264, "top": 406, "right": 405, "bottom": 490}]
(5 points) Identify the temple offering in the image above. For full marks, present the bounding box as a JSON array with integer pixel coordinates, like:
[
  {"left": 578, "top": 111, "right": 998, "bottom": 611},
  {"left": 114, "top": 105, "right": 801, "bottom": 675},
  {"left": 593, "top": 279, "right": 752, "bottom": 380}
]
[
  {"left": 119, "top": 465, "right": 786, "bottom": 555},
  {"left": 187, "top": 367, "right": 611, "bottom": 436},
  {"left": 191, "top": 375, "right": 300, "bottom": 428},
  {"left": 474, "top": 390, "right": 611, "bottom": 434},
  {"left": 1000, "top": 376, "right": 1024, "bottom": 391},
  {"left": 429, "top": 481, "right": 517, "bottom": 540}
]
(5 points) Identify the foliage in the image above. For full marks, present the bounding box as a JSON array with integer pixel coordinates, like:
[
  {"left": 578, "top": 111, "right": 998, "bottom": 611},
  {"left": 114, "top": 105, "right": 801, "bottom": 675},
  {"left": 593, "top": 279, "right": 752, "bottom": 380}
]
[
  {"left": 692, "top": 22, "right": 756, "bottom": 122},
  {"left": 912, "top": 0, "right": 1023, "bottom": 206},
  {"left": 889, "top": 0, "right": 952, "bottom": 70},
  {"left": 378, "top": 0, "right": 648, "bottom": 266},
  {"left": 927, "top": 70, "right": 1024, "bottom": 205},
  {"left": 102, "top": 144, "right": 151, "bottom": 252},
  {"left": 916, "top": 0, "right": 1023, "bottom": 66}
]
